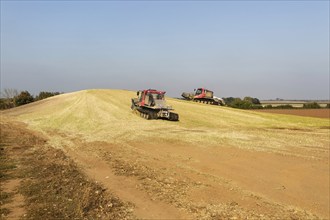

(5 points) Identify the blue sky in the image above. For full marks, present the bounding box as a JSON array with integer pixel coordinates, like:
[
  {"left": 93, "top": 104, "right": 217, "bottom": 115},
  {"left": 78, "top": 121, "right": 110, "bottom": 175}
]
[{"left": 1, "top": 1, "right": 329, "bottom": 99}]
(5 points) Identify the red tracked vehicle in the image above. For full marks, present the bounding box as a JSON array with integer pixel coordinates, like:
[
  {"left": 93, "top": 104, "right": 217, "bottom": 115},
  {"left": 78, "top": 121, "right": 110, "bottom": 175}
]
[
  {"left": 181, "top": 88, "right": 225, "bottom": 106},
  {"left": 131, "top": 89, "right": 179, "bottom": 121}
]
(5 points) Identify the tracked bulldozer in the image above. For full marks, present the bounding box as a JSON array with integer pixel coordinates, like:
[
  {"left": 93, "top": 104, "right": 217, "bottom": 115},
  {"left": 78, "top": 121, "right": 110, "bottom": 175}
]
[
  {"left": 182, "top": 88, "right": 225, "bottom": 106},
  {"left": 131, "top": 89, "right": 179, "bottom": 121}
]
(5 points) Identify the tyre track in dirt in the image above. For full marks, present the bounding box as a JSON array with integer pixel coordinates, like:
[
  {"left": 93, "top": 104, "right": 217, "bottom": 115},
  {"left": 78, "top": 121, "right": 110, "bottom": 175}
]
[
  {"left": 53, "top": 132, "right": 326, "bottom": 219},
  {"left": 62, "top": 138, "right": 192, "bottom": 219}
]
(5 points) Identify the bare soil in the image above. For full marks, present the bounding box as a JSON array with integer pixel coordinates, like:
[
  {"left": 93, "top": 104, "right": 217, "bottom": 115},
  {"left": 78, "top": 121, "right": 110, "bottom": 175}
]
[
  {"left": 254, "top": 109, "right": 330, "bottom": 118},
  {"left": 0, "top": 121, "right": 135, "bottom": 219},
  {"left": 1, "top": 119, "right": 329, "bottom": 219},
  {"left": 52, "top": 132, "right": 328, "bottom": 219}
]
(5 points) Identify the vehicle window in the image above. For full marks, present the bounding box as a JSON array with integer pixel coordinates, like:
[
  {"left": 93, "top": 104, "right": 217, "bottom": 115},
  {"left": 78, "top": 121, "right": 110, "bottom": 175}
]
[
  {"left": 152, "top": 94, "right": 163, "bottom": 100},
  {"left": 195, "top": 89, "right": 202, "bottom": 95}
]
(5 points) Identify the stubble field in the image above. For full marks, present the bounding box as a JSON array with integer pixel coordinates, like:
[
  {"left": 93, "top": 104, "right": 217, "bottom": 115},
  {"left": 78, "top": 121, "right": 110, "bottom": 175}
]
[{"left": 1, "top": 89, "right": 329, "bottom": 219}]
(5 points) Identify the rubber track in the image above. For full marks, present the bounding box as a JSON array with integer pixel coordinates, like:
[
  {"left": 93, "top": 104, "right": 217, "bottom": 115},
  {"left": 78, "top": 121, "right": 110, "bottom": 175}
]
[
  {"left": 135, "top": 108, "right": 178, "bottom": 121},
  {"left": 192, "top": 99, "right": 223, "bottom": 106}
]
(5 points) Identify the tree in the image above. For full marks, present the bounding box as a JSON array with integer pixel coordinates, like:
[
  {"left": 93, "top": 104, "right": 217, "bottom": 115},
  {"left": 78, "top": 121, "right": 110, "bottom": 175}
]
[
  {"left": 0, "top": 98, "right": 15, "bottom": 109},
  {"left": 1, "top": 88, "right": 18, "bottom": 99},
  {"left": 243, "top": 96, "right": 261, "bottom": 105},
  {"left": 252, "top": 98, "right": 261, "bottom": 105},
  {"left": 222, "top": 97, "right": 235, "bottom": 105},
  {"left": 35, "top": 91, "right": 60, "bottom": 101},
  {"left": 0, "top": 88, "right": 18, "bottom": 109},
  {"left": 243, "top": 96, "right": 253, "bottom": 103},
  {"left": 14, "top": 91, "right": 34, "bottom": 106},
  {"left": 230, "top": 98, "right": 253, "bottom": 109},
  {"left": 303, "top": 102, "right": 321, "bottom": 109}
]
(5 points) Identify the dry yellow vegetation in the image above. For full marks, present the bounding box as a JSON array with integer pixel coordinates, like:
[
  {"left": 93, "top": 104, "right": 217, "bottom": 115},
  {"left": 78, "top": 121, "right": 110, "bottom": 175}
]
[
  {"left": 3, "top": 89, "right": 328, "bottom": 159},
  {"left": 2, "top": 89, "right": 329, "bottom": 219}
]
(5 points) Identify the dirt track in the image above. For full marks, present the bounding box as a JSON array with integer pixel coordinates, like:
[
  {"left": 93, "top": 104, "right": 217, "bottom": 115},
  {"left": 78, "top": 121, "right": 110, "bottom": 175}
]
[
  {"left": 61, "top": 138, "right": 328, "bottom": 219},
  {"left": 0, "top": 121, "right": 135, "bottom": 219}
]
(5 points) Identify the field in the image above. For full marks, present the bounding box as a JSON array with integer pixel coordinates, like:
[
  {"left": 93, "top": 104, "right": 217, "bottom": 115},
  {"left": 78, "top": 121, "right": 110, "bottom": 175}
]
[
  {"left": 254, "top": 109, "right": 329, "bottom": 119},
  {"left": 260, "top": 100, "right": 329, "bottom": 108},
  {"left": 1, "top": 89, "right": 329, "bottom": 219}
]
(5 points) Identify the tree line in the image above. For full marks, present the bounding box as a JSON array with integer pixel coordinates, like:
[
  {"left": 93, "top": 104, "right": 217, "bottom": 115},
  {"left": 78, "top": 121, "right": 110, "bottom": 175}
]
[
  {"left": 223, "top": 97, "right": 263, "bottom": 109},
  {"left": 223, "top": 96, "right": 329, "bottom": 109},
  {"left": 0, "top": 89, "right": 61, "bottom": 110}
]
